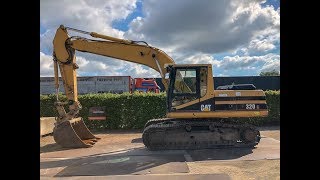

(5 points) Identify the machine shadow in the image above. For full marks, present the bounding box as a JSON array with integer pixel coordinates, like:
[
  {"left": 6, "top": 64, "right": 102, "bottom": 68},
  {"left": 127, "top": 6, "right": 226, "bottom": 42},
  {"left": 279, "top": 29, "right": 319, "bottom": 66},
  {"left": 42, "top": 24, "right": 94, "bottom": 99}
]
[
  {"left": 40, "top": 134, "right": 142, "bottom": 154},
  {"left": 40, "top": 143, "right": 74, "bottom": 153},
  {"left": 187, "top": 147, "right": 254, "bottom": 161},
  {"left": 131, "top": 137, "right": 143, "bottom": 143},
  {"left": 43, "top": 147, "right": 187, "bottom": 177}
]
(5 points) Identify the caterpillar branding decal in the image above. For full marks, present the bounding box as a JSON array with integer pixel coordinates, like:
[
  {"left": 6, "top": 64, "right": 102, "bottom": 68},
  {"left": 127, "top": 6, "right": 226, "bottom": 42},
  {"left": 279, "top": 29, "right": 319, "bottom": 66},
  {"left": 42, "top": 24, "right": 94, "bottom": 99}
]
[
  {"left": 246, "top": 104, "right": 255, "bottom": 109},
  {"left": 201, "top": 104, "right": 212, "bottom": 111}
]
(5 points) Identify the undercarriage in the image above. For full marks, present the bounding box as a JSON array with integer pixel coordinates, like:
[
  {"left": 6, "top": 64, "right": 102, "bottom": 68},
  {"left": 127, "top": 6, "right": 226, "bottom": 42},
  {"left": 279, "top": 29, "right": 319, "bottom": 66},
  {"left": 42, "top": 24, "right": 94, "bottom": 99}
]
[{"left": 142, "top": 118, "right": 260, "bottom": 150}]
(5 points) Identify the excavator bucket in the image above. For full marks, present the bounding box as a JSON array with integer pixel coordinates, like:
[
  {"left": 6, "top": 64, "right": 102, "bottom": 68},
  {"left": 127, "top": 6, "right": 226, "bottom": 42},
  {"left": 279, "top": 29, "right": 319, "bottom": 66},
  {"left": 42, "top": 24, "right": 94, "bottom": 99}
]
[{"left": 53, "top": 117, "right": 100, "bottom": 148}]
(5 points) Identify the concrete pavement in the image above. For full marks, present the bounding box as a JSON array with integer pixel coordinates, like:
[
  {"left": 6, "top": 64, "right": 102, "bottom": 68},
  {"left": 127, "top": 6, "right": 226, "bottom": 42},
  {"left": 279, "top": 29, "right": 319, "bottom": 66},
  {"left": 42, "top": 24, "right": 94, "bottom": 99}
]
[{"left": 40, "top": 130, "right": 280, "bottom": 179}]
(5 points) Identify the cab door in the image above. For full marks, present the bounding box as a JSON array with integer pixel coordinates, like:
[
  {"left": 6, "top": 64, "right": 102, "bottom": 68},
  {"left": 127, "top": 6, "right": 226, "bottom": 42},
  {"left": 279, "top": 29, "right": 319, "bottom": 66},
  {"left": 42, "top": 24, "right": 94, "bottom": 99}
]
[{"left": 167, "top": 67, "right": 201, "bottom": 112}]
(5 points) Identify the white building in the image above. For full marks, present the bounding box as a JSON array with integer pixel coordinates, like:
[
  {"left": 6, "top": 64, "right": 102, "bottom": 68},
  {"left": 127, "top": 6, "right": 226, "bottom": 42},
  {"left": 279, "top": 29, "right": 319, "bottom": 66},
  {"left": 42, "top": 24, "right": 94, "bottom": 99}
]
[{"left": 40, "top": 76, "right": 133, "bottom": 94}]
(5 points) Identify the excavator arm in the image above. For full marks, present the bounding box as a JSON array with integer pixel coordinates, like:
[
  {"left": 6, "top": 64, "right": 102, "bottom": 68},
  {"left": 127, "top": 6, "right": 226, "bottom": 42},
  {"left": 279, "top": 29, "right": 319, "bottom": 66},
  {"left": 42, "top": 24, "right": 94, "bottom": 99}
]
[
  {"left": 52, "top": 25, "right": 175, "bottom": 123},
  {"left": 51, "top": 25, "right": 179, "bottom": 148}
]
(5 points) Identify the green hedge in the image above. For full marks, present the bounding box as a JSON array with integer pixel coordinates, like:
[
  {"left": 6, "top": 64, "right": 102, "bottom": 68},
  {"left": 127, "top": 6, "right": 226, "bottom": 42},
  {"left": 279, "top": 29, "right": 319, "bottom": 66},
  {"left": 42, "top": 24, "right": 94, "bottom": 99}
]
[{"left": 40, "top": 90, "right": 279, "bottom": 129}]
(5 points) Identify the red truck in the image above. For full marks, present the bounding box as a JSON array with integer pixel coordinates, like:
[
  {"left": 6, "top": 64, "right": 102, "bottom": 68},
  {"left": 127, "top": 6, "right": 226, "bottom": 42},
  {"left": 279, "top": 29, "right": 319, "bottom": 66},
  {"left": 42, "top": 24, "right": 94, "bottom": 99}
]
[{"left": 132, "top": 78, "right": 160, "bottom": 93}]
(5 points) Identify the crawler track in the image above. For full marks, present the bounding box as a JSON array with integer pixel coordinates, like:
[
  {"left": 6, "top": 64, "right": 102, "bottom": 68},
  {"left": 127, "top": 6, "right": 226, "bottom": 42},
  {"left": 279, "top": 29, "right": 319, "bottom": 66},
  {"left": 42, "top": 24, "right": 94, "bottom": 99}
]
[{"left": 142, "top": 118, "right": 260, "bottom": 150}]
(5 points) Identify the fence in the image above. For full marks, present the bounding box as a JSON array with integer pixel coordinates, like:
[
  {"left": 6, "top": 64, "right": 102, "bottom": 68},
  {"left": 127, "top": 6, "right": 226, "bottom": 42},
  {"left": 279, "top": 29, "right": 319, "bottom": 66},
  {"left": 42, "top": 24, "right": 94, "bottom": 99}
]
[{"left": 156, "top": 76, "right": 280, "bottom": 91}]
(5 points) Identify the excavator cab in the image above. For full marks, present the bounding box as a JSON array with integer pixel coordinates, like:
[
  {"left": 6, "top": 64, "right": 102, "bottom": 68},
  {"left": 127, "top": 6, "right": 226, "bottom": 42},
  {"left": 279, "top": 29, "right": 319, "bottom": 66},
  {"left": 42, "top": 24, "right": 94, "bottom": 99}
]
[
  {"left": 165, "top": 64, "right": 268, "bottom": 119},
  {"left": 166, "top": 64, "right": 210, "bottom": 112}
]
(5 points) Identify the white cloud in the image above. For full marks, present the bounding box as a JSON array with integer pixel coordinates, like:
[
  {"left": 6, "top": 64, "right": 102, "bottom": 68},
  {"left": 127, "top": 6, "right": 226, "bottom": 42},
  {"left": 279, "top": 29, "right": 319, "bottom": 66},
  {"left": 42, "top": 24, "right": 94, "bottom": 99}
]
[
  {"left": 40, "top": 52, "right": 54, "bottom": 76},
  {"left": 77, "top": 57, "right": 159, "bottom": 77},
  {"left": 221, "top": 55, "right": 264, "bottom": 70},
  {"left": 260, "top": 59, "right": 280, "bottom": 73},
  {"left": 40, "top": 51, "right": 160, "bottom": 77},
  {"left": 40, "top": 0, "right": 143, "bottom": 77},
  {"left": 76, "top": 57, "right": 116, "bottom": 76},
  {"left": 118, "top": 62, "right": 159, "bottom": 78},
  {"left": 125, "top": 0, "right": 279, "bottom": 54},
  {"left": 244, "top": 27, "right": 279, "bottom": 54},
  {"left": 174, "top": 53, "right": 221, "bottom": 68},
  {"left": 40, "top": 0, "right": 279, "bottom": 77},
  {"left": 158, "top": 52, "right": 280, "bottom": 76},
  {"left": 248, "top": 38, "right": 276, "bottom": 52},
  {"left": 220, "top": 53, "right": 280, "bottom": 72},
  {"left": 40, "top": 30, "right": 55, "bottom": 54},
  {"left": 40, "top": 0, "right": 136, "bottom": 33},
  {"left": 40, "top": 0, "right": 137, "bottom": 54}
]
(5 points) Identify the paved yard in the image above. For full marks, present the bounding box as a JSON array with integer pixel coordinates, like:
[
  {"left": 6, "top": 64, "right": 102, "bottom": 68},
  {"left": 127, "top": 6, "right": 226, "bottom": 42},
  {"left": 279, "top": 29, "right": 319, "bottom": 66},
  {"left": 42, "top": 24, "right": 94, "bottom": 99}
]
[{"left": 40, "top": 126, "right": 280, "bottom": 179}]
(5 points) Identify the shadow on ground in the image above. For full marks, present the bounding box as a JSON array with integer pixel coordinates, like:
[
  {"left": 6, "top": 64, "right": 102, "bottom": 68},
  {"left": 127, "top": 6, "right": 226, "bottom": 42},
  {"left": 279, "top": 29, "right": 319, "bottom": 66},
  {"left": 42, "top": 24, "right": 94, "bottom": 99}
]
[
  {"left": 41, "top": 146, "right": 253, "bottom": 177},
  {"left": 187, "top": 147, "right": 254, "bottom": 161},
  {"left": 40, "top": 143, "right": 74, "bottom": 153},
  {"left": 131, "top": 138, "right": 142, "bottom": 143},
  {"left": 40, "top": 137, "right": 144, "bottom": 154}
]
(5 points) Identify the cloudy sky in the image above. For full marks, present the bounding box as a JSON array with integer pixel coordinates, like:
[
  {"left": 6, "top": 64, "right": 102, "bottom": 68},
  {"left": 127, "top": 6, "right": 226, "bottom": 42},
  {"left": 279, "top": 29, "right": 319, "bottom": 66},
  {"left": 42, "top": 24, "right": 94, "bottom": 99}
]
[{"left": 40, "top": 0, "right": 280, "bottom": 77}]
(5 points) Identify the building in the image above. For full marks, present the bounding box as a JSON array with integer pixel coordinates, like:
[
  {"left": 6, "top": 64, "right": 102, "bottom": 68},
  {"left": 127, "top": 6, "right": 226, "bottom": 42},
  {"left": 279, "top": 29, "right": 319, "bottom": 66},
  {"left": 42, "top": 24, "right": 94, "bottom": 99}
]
[{"left": 40, "top": 76, "right": 133, "bottom": 94}]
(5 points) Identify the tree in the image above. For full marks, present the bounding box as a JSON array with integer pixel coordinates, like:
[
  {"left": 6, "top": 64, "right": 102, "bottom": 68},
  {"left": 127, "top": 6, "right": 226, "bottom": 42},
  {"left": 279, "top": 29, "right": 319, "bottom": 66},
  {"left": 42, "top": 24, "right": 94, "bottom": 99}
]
[{"left": 259, "top": 69, "right": 280, "bottom": 76}]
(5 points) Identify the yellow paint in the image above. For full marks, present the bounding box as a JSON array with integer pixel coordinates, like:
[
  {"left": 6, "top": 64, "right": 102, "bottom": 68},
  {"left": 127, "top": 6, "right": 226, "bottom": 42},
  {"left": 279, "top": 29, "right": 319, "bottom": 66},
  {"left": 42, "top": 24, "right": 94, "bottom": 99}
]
[
  {"left": 167, "top": 110, "right": 268, "bottom": 118},
  {"left": 215, "top": 100, "right": 266, "bottom": 105},
  {"left": 214, "top": 90, "right": 266, "bottom": 97}
]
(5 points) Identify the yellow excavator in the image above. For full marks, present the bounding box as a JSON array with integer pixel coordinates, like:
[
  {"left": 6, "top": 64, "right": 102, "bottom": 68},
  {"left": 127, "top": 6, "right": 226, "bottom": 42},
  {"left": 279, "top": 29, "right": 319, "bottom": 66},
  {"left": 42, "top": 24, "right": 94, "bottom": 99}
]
[{"left": 51, "top": 25, "right": 268, "bottom": 150}]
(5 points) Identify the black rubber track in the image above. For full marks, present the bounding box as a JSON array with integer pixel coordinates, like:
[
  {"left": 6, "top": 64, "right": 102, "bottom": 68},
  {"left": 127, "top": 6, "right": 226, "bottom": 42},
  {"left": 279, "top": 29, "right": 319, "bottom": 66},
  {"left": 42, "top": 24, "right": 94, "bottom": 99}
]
[{"left": 142, "top": 118, "right": 260, "bottom": 150}]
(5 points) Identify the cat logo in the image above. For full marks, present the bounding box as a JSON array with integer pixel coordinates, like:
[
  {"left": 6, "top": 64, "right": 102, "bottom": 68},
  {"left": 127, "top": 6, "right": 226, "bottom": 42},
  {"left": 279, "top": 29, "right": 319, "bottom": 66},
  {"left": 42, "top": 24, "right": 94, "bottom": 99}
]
[{"left": 201, "top": 104, "right": 211, "bottom": 111}]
